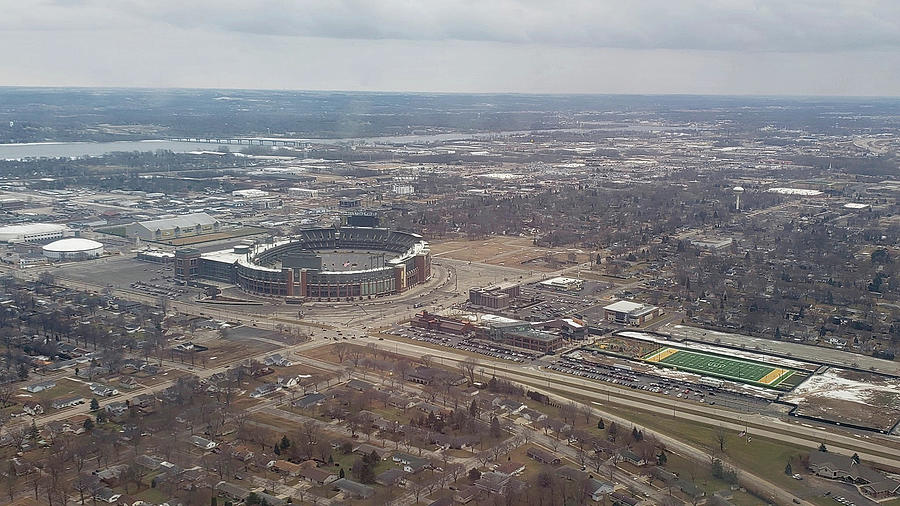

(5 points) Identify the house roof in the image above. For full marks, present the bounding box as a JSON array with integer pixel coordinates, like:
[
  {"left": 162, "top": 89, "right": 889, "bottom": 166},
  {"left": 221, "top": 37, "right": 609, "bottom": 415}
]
[
  {"left": 333, "top": 478, "right": 374, "bottom": 498},
  {"left": 376, "top": 468, "right": 406, "bottom": 485},
  {"left": 299, "top": 466, "right": 336, "bottom": 482}
]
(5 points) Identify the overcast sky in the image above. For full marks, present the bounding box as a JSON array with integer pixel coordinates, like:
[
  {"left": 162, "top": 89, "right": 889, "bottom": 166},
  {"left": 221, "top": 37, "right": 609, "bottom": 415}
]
[{"left": 2, "top": 0, "right": 899, "bottom": 96}]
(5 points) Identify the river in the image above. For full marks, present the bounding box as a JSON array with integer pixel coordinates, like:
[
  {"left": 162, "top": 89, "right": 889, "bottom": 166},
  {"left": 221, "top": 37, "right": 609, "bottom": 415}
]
[{"left": 0, "top": 125, "right": 681, "bottom": 160}]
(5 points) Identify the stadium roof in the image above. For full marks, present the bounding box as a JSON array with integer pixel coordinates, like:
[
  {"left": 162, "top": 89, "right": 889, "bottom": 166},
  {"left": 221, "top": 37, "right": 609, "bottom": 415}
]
[
  {"left": 42, "top": 238, "right": 103, "bottom": 252},
  {"left": 136, "top": 213, "right": 217, "bottom": 231}
]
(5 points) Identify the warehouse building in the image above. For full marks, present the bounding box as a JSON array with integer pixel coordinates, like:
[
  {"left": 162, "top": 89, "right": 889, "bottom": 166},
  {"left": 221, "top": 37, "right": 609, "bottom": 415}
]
[
  {"left": 602, "top": 300, "right": 660, "bottom": 325},
  {"left": 125, "top": 213, "right": 220, "bottom": 242},
  {"left": 0, "top": 223, "right": 69, "bottom": 243}
]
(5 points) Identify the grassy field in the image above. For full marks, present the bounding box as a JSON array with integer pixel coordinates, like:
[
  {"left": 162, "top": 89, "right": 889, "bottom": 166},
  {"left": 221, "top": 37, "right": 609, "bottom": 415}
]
[
  {"left": 644, "top": 347, "right": 796, "bottom": 387},
  {"left": 547, "top": 387, "right": 822, "bottom": 502},
  {"left": 18, "top": 377, "right": 93, "bottom": 405}
]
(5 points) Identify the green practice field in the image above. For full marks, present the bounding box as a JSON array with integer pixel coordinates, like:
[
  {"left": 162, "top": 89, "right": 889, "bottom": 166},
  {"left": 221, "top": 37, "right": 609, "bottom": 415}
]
[{"left": 643, "top": 347, "right": 796, "bottom": 388}]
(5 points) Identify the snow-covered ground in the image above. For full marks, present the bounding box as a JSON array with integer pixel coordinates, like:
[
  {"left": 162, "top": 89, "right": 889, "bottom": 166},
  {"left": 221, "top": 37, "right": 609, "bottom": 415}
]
[{"left": 782, "top": 368, "right": 900, "bottom": 405}]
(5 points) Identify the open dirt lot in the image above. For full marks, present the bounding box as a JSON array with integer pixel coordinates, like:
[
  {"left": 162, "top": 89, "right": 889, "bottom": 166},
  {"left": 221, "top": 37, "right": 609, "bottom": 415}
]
[{"left": 431, "top": 236, "right": 587, "bottom": 271}]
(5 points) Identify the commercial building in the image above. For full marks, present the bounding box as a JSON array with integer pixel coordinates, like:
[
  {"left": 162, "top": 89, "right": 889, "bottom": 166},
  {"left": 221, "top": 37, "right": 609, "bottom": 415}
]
[
  {"left": 0, "top": 223, "right": 69, "bottom": 243},
  {"left": 287, "top": 188, "right": 320, "bottom": 198},
  {"left": 174, "top": 248, "right": 202, "bottom": 280},
  {"left": 602, "top": 300, "right": 660, "bottom": 325},
  {"left": 539, "top": 276, "right": 584, "bottom": 291},
  {"left": 125, "top": 213, "right": 220, "bottom": 242},
  {"left": 482, "top": 317, "right": 566, "bottom": 354},
  {"left": 412, "top": 311, "right": 477, "bottom": 335},
  {"left": 231, "top": 189, "right": 269, "bottom": 199},
  {"left": 136, "top": 249, "right": 175, "bottom": 264},
  {"left": 469, "top": 283, "right": 521, "bottom": 309},
  {"left": 691, "top": 237, "right": 733, "bottom": 251},
  {"left": 42, "top": 238, "right": 104, "bottom": 260}
]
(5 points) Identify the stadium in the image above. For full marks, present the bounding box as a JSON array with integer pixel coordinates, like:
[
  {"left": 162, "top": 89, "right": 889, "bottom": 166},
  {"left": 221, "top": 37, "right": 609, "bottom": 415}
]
[
  {"left": 643, "top": 346, "right": 797, "bottom": 388},
  {"left": 181, "top": 227, "right": 431, "bottom": 299}
]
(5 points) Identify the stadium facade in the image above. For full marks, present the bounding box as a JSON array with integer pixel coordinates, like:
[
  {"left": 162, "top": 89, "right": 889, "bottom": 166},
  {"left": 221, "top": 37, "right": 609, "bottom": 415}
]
[{"left": 177, "top": 227, "right": 431, "bottom": 299}]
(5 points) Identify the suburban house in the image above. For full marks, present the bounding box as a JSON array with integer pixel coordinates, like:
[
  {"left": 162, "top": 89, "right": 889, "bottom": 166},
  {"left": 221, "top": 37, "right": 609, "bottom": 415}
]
[
  {"left": 619, "top": 449, "right": 647, "bottom": 467},
  {"left": 495, "top": 461, "right": 526, "bottom": 476},
  {"left": 293, "top": 392, "right": 326, "bottom": 409},
  {"left": 89, "top": 384, "right": 119, "bottom": 397},
  {"left": 215, "top": 481, "right": 250, "bottom": 502},
  {"left": 25, "top": 380, "right": 56, "bottom": 393},
  {"left": 346, "top": 379, "right": 374, "bottom": 391},
  {"left": 453, "top": 485, "right": 480, "bottom": 504},
  {"left": 518, "top": 407, "right": 547, "bottom": 423},
  {"left": 22, "top": 402, "right": 44, "bottom": 416},
  {"left": 93, "top": 464, "right": 129, "bottom": 485},
  {"left": 299, "top": 466, "right": 338, "bottom": 485},
  {"left": 475, "top": 471, "right": 511, "bottom": 495},
  {"left": 393, "top": 452, "right": 429, "bottom": 473},
  {"left": 587, "top": 479, "right": 616, "bottom": 501},
  {"left": 51, "top": 396, "right": 84, "bottom": 409},
  {"left": 250, "top": 382, "right": 282, "bottom": 398},
  {"left": 527, "top": 447, "right": 561, "bottom": 465},
  {"left": 333, "top": 478, "right": 375, "bottom": 499},
  {"left": 353, "top": 443, "right": 391, "bottom": 460},
  {"left": 268, "top": 459, "right": 303, "bottom": 477},
  {"left": 190, "top": 436, "right": 217, "bottom": 450},
  {"left": 230, "top": 445, "right": 255, "bottom": 462},
  {"left": 93, "top": 487, "right": 121, "bottom": 504},
  {"left": 376, "top": 468, "right": 406, "bottom": 487},
  {"left": 104, "top": 401, "right": 129, "bottom": 417}
]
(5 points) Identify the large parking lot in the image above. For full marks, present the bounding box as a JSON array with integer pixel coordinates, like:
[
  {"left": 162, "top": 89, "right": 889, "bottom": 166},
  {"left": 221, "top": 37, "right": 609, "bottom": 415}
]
[
  {"left": 549, "top": 352, "right": 773, "bottom": 413},
  {"left": 388, "top": 326, "right": 540, "bottom": 363}
]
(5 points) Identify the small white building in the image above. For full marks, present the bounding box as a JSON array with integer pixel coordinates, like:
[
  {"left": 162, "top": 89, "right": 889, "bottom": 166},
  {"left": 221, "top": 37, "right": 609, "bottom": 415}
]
[
  {"left": 539, "top": 276, "right": 584, "bottom": 291},
  {"left": 602, "top": 300, "right": 660, "bottom": 325},
  {"left": 392, "top": 184, "right": 415, "bottom": 195},
  {"left": 190, "top": 435, "right": 217, "bottom": 450}
]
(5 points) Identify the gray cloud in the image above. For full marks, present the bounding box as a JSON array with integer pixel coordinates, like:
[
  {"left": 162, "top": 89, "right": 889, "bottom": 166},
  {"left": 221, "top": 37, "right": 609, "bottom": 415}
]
[
  {"left": 1, "top": 1, "right": 899, "bottom": 95},
  {"left": 3, "top": 1, "right": 900, "bottom": 52}
]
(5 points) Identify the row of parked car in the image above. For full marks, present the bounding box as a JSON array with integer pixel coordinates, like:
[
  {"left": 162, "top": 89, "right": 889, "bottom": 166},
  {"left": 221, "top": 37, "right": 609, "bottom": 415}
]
[
  {"left": 551, "top": 356, "right": 719, "bottom": 404},
  {"left": 390, "top": 328, "right": 536, "bottom": 363},
  {"left": 456, "top": 339, "right": 534, "bottom": 363}
]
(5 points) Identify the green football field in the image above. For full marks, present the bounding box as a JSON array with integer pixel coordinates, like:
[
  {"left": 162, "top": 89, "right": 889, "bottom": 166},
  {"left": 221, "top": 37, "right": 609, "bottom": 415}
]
[{"left": 643, "top": 347, "right": 796, "bottom": 387}]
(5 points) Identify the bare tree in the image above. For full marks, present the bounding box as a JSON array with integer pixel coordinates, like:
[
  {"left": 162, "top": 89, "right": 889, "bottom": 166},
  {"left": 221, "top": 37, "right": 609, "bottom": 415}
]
[
  {"left": 714, "top": 425, "right": 727, "bottom": 454},
  {"left": 560, "top": 402, "right": 577, "bottom": 425},
  {"left": 460, "top": 358, "right": 479, "bottom": 384},
  {"left": 579, "top": 402, "right": 592, "bottom": 425},
  {"left": 335, "top": 342, "right": 349, "bottom": 363}
]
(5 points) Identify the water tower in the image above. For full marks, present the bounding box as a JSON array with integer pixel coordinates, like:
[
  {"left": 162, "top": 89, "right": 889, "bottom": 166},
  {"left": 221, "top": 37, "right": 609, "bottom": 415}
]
[{"left": 733, "top": 186, "right": 745, "bottom": 211}]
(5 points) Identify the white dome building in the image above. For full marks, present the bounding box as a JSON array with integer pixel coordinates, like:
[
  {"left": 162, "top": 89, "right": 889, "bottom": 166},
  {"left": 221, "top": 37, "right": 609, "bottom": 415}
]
[{"left": 42, "top": 238, "right": 104, "bottom": 260}]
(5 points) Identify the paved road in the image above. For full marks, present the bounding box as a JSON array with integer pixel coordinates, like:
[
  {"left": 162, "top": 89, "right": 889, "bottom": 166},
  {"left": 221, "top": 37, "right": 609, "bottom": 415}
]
[{"left": 369, "top": 338, "right": 900, "bottom": 466}]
